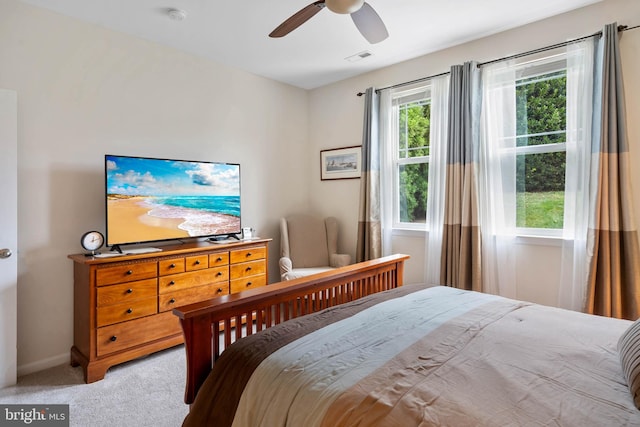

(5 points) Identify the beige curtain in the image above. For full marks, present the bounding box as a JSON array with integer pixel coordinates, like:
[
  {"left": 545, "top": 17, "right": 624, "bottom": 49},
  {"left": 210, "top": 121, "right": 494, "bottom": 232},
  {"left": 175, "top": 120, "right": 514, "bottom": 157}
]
[
  {"left": 356, "top": 87, "right": 382, "bottom": 262},
  {"left": 440, "top": 62, "right": 482, "bottom": 291},
  {"left": 585, "top": 24, "right": 640, "bottom": 320}
]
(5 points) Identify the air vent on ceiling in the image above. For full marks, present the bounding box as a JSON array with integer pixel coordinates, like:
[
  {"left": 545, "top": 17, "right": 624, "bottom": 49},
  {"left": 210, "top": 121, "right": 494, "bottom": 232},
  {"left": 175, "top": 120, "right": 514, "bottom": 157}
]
[{"left": 345, "top": 51, "right": 373, "bottom": 62}]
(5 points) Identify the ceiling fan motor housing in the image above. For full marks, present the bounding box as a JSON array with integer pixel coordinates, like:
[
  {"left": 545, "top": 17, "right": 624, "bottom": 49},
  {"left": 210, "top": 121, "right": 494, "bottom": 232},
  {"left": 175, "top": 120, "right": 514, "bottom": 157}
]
[{"left": 325, "top": 0, "right": 365, "bottom": 14}]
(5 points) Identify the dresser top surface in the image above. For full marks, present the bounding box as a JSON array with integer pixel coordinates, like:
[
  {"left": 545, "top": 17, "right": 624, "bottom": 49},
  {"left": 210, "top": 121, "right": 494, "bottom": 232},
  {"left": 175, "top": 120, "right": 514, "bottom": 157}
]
[{"left": 68, "top": 238, "right": 271, "bottom": 265}]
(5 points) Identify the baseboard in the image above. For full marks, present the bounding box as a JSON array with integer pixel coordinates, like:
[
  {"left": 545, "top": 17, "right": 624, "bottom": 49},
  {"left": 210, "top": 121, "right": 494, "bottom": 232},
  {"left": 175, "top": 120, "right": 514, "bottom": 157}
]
[{"left": 17, "top": 352, "right": 69, "bottom": 377}]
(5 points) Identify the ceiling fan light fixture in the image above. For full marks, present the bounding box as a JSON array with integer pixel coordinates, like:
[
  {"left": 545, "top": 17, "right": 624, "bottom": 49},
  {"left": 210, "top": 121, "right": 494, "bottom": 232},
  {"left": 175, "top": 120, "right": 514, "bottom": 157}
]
[{"left": 325, "top": 0, "right": 365, "bottom": 14}]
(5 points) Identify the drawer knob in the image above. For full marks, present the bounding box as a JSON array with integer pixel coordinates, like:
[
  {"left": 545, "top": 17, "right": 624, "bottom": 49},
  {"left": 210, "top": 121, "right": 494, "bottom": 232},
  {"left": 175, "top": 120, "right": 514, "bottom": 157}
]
[
  {"left": 216, "top": 257, "right": 223, "bottom": 262},
  {"left": 168, "top": 280, "right": 175, "bottom": 286},
  {"left": 216, "top": 272, "right": 222, "bottom": 277},
  {"left": 169, "top": 263, "right": 176, "bottom": 269},
  {"left": 246, "top": 252, "right": 252, "bottom": 257},
  {"left": 126, "top": 308, "right": 133, "bottom": 314},
  {"left": 126, "top": 270, "right": 133, "bottom": 275},
  {"left": 216, "top": 288, "right": 223, "bottom": 293},
  {"left": 246, "top": 267, "right": 252, "bottom": 271},
  {"left": 246, "top": 282, "right": 252, "bottom": 287},
  {"left": 110, "top": 336, "right": 117, "bottom": 342},
  {"left": 169, "top": 298, "right": 176, "bottom": 304},
  {"left": 126, "top": 288, "right": 133, "bottom": 294},
  {"left": 195, "top": 260, "right": 201, "bottom": 265}
]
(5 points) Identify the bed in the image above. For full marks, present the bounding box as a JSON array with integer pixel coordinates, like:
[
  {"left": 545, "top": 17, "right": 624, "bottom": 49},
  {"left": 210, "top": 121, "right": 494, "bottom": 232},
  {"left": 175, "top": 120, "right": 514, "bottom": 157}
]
[{"left": 172, "top": 254, "right": 640, "bottom": 426}]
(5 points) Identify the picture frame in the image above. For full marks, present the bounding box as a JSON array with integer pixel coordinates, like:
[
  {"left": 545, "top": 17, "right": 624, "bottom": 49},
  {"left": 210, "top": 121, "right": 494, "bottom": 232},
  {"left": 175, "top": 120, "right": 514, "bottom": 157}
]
[{"left": 320, "top": 145, "right": 362, "bottom": 181}]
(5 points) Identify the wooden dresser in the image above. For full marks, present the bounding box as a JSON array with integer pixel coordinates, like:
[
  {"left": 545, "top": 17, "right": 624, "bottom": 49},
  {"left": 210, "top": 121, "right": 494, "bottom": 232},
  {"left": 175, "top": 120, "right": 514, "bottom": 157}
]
[{"left": 68, "top": 238, "right": 270, "bottom": 383}]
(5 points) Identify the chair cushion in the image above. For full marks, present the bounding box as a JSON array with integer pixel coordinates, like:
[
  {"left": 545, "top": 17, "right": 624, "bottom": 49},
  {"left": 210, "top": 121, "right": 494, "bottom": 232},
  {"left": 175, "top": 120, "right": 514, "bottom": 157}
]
[
  {"left": 286, "top": 215, "right": 329, "bottom": 268},
  {"left": 282, "top": 267, "right": 334, "bottom": 281}
]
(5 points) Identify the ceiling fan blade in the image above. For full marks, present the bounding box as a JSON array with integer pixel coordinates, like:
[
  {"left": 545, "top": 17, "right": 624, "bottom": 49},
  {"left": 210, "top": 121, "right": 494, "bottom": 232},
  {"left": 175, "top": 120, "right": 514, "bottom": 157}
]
[
  {"left": 269, "top": 1, "right": 326, "bottom": 38},
  {"left": 351, "top": 2, "right": 388, "bottom": 44}
]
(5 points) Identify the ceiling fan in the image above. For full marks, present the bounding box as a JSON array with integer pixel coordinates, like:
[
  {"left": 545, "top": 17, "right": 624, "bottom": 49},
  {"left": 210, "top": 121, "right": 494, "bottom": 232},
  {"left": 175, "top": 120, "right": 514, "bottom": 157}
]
[{"left": 269, "top": 0, "right": 389, "bottom": 44}]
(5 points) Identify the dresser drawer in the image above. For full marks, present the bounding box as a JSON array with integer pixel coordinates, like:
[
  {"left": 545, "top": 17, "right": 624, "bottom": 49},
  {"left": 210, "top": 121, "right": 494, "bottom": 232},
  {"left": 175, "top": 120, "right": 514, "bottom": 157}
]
[
  {"left": 158, "top": 268, "right": 227, "bottom": 294},
  {"left": 186, "top": 255, "right": 208, "bottom": 271},
  {"left": 96, "top": 278, "right": 157, "bottom": 307},
  {"left": 209, "top": 252, "right": 229, "bottom": 267},
  {"left": 230, "top": 259, "right": 266, "bottom": 279},
  {"left": 96, "top": 261, "right": 157, "bottom": 286},
  {"left": 230, "top": 247, "right": 266, "bottom": 264},
  {"left": 158, "top": 258, "right": 185, "bottom": 276},
  {"left": 158, "top": 284, "right": 229, "bottom": 312},
  {"left": 230, "top": 274, "right": 267, "bottom": 294},
  {"left": 96, "top": 296, "right": 157, "bottom": 327},
  {"left": 96, "top": 311, "right": 181, "bottom": 357}
]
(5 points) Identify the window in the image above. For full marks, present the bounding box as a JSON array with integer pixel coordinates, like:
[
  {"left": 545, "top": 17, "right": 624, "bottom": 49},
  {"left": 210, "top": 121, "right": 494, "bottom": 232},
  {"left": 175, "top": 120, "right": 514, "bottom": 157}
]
[
  {"left": 514, "top": 59, "right": 567, "bottom": 234},
  {"left": 392, "top": 86, "right": 431, "bottom": 229},
  {"left": 385, "top": 55, "right": 572, "bottom": 237}
]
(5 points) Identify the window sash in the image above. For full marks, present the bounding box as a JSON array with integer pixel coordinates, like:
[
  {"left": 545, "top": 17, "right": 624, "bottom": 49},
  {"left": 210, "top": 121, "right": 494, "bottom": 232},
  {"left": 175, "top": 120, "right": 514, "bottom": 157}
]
[
  {"left": 393, "top": 160, "right": 430, "bottom": 229},
  {"left": 513, "top": 61, "right": 567, "bottom": 236},
  {"left": 392, "top": 85, "right": 431, "bottom": 229},
  {"left": 503, "top": 142, "right": 566, "bottom": 156}
]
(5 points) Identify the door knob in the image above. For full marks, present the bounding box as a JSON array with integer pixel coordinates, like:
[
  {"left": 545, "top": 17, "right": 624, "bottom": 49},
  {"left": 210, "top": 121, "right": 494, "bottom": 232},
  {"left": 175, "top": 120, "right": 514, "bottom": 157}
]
[{"left": 0, "top": 249, "right": 12, "bottom": 259}]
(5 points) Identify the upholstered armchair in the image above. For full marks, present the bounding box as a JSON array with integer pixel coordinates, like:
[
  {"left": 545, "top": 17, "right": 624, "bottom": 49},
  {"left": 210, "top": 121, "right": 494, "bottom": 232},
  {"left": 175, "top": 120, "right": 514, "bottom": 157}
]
[{"left": 279, "top": 214, "right": 352, "bottom": 281}]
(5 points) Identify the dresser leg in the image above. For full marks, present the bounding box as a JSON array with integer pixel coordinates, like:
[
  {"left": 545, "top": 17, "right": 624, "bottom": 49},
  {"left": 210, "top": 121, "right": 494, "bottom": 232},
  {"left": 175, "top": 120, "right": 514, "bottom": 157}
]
[
  {"left": 85, "top": 363, "right": 108, "bottom": 383},
  {"left": 70, "top": 346, "right": 107, "bottom": 383},
  {"left": 69, "top": 346, "right": 86, "bottom": 371}
]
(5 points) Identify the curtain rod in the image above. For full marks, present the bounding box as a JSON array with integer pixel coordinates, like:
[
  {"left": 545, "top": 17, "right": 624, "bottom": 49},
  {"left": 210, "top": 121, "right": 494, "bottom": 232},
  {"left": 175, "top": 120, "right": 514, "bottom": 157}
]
[{"left": 356, "top": 23, "right": 638, "bottom": 96}]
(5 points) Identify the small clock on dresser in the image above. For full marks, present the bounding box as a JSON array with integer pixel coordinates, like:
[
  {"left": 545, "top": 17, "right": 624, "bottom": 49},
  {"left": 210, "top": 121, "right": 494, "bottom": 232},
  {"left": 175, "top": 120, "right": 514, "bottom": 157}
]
[{"left": 80, "top": 231, "right": 104, "bottom": 256}]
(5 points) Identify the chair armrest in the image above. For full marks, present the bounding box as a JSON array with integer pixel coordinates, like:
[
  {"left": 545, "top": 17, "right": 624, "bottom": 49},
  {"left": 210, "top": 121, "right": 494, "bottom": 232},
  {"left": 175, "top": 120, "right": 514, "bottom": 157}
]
[
  {"left": 279, "top": 257, "right": 293, "bottom": 276},
  {"left": 330, "top": 253, "right": 351, "bottom": 268}
]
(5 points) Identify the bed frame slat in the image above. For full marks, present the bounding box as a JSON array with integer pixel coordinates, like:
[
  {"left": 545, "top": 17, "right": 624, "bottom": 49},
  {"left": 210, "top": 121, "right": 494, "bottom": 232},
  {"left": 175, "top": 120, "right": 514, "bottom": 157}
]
[{"left": 173, "top": 253, "right": 409, "bottom": 404}]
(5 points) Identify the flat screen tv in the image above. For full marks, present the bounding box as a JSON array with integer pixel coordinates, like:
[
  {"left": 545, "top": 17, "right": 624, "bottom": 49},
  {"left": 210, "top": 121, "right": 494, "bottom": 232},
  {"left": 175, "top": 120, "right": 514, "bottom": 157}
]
[{"left": 105, "top": 154, "right": 241, "bottom": 249}]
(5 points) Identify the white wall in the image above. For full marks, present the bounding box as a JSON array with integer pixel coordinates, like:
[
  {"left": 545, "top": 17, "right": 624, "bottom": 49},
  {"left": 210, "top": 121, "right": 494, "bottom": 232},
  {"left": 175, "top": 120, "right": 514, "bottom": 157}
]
[
  {"left": 308, "top": 0, "right": 640, "bottom": 307},
  {"left": 0, "top": 0, "right": 310, "bottom": 375}
]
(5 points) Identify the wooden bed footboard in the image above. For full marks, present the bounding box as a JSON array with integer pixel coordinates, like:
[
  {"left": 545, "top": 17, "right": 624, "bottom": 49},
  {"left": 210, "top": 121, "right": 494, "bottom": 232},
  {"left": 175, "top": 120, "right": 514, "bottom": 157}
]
[{"left": 172, "top": 253, "right": 410, "bottom": 404}]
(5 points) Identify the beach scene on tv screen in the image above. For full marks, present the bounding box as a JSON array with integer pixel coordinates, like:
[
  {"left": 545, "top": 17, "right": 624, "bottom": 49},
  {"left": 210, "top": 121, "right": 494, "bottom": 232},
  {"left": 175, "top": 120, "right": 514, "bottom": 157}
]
[{"left": 106, "top": 156, "right": 241, "bottom": 245}]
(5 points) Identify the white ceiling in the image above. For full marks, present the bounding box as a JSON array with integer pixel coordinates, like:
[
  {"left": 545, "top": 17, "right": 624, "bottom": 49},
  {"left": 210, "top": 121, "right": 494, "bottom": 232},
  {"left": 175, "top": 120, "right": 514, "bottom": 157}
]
[{"left": 19, "top": 0, "right": 602, "bottom": 90}]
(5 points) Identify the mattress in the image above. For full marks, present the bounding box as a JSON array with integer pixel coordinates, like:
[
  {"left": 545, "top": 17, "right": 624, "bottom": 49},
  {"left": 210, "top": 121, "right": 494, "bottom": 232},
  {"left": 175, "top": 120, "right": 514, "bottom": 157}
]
[{"left": 183, "top": 285, "right": 640, "bottom": 427}]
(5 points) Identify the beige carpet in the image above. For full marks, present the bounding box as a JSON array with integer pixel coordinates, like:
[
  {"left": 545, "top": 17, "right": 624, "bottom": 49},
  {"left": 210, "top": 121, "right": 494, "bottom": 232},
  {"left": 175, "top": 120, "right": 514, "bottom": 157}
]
[{"left": 0, "top": 346, "right": 189, "bottom": 426}]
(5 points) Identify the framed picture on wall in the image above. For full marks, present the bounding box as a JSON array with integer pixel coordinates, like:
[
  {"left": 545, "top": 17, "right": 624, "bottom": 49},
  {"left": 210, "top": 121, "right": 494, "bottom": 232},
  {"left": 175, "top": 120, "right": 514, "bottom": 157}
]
[{"left": 320, "top": 145, "right": 362, "bottom": 180}]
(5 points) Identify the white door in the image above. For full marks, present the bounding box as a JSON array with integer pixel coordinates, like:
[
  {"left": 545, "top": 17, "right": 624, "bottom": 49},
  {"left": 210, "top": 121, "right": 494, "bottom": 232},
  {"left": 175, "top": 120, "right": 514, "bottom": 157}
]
[{"left": 0, "top": 89, "right": 18, "bottom": 387}]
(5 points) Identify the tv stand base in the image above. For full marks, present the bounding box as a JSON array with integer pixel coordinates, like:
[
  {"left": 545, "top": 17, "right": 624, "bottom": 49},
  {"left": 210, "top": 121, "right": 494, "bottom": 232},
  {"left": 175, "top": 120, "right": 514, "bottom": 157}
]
[{"left": 207, "top": 233, "right": 240, "bottom": 242}]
